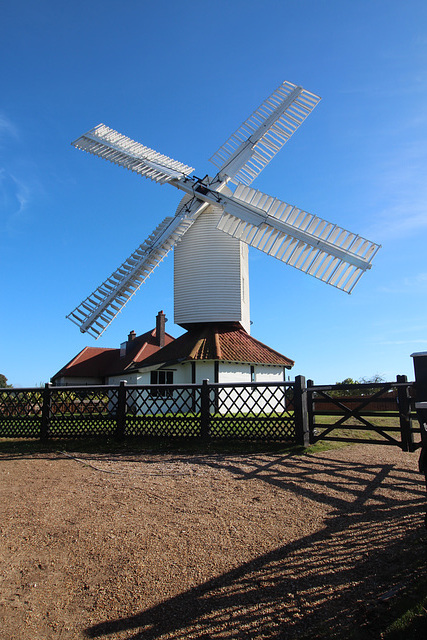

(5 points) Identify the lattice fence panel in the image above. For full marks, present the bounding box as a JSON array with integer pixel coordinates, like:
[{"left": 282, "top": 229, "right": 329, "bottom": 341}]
[
  {"left": 0, "top": 390, "right": 43, "bottom": 438},
  {"left": 48, "top": 387, "right": 118, "bottom": 438},
  {"left": 124, "top": 386, "right": 202, "bottom": 437},
  {"left": 209, "top": 383, "right": 296, "bottom": 441}
]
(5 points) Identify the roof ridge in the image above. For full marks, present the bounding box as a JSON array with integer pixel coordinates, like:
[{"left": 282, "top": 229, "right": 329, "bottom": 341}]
[
  {"left": 188, "top": 325, "right": 209, "bottom": 360},
  {"left": 213, "top": 326, "right": 222, "bottom": 360}
]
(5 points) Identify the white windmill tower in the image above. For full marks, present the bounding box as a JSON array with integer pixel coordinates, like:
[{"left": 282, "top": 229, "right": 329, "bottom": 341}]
[{"left": 67, "top": 81, "right": 380, "bottom": 339}]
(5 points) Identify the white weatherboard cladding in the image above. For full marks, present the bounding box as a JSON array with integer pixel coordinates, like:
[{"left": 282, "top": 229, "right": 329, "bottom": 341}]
[
  {"left": 171, "top": 362, "right": 189, "bottom": 384},
  {"left": 174, "top": 205, "right": 250, "bottom": 332}
]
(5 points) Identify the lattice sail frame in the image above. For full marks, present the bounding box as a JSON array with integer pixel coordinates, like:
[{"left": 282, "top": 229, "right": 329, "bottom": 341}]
[
  {"left": 68, "top": 79, "right": 380, "bottom": 337},
  {"left": 72, "top": 124, "right": 194, "bottom": 184},
  {"left": 209, "top": 81, "right": 321, "bottom": 186},
  {"left": 217, "top": 185, "right": 381, "bottom": 293},
  {"left": 67, "top": 213, "right": 198, "bottom": 338}
]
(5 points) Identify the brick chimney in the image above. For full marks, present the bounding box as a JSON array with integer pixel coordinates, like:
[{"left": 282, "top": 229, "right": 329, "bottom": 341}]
[
  {"left": 120, "top": 330, "right": 137, "bottom": 357},
  {"left": 156, "top": 310, "right": 166, "bottom": 348}
]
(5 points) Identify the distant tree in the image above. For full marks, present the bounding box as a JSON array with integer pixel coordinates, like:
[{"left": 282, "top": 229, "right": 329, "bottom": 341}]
[
  {"left": 358, "top": 374, "right": 385, "bottom": 385},
  {"left": 356, "top": 374, "right": 386, "bottom": 396},
  {"left": 0, "top": 374, "right": 12, "bottom": 388},
  {"left": 330, "top": 375, "right": 385, "bottom": 397},
  {"left": 330, "top": 378, "right": 357, "bottom": 397}
]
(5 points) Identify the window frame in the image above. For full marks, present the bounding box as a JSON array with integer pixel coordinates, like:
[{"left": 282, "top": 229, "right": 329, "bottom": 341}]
[{"left": 150, "top": 370, "right": 174, "bottom": 397}]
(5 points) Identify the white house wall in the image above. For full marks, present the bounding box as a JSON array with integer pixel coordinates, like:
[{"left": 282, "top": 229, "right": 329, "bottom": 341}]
[
  {"left": 174, "top": 205, "right": 250, "bottom": 332},
  {"left": 218, "top": 363, "right": 251, "bottom": 383},
  {"left": 192, "top": 361, "right": 215, "bottom": 384},
  {"left": 116, "top": 364, "right": 201, "bottom": 415},
  {"left": 253, "top": 366, "right": 285, "bottom": 382},
  {"left": 218, "top": 363, "right": 286, "bottom": 414},
  {"left": 106, "top": 362, "right": 286, "bottom": 416},
  {"left": 53, "top": 376, "right": 104, "bottom": 386},
  {"left": 107, "top": 372, "right": 139, "bottom": 385}
]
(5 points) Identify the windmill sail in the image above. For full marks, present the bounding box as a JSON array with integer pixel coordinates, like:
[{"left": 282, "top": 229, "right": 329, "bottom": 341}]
[
  {"left": 209, "top": 81, "right": 321, "bottom": 186},
  {"left": 68, "top": 80, "right": 380, "bottom": 338},
  {"left": 72, "top": 124, "right": 194, "bottom": 184},
  {"left": 216, "top": 184, "right": 381, "bottom": 293},
  {"left": 67, "top": 214, "right": 197, "bottom": 337}
]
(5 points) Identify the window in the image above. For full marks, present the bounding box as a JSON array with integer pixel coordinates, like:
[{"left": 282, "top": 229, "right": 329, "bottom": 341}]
[
  {"left": 150, "top": 370, "right": 173, "bottom": 397},
  {"left": 250, "top": 366, "right": 255, "bottom": 383}
]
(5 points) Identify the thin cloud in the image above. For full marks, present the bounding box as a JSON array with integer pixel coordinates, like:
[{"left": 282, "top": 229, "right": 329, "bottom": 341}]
[
  {"left": 367, "top": 139, "right": 427, "bottom": 239},
  {"left": 0, "top": 115, "right": 37, "bottom": 232},
  {"left": 0, "top": 113, "right": 19, "bottom": 144},
  {"left": 374, "top": 206, "right": 427, "bottom": 239},
  {"left": 0, "top": 169, "right": 31, "bottom": 231},
  {"left": 379, "top": 272, "right": 427, "bottom": 294}
]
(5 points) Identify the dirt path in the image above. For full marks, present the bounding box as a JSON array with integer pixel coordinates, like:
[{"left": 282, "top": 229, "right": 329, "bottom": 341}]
[{"left": 0, "top": 445, "right": 426, "bottom": 639}]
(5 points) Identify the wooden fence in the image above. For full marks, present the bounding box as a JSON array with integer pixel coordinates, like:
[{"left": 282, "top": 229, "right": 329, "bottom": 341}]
[
  {"left": 0, "top": 375, "right": 422, "bottom": 450},
  {"left": 305, "top": 375, "right": 420, "bottom": 452}
]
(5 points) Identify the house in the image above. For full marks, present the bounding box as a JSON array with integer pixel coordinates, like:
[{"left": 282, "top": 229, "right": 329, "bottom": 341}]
[
  {"left": 52, "top": 311, "right": 294, "bottom": 387},
  {"left": 52, "top": 311, "right": 294, "bottom": 413},
  {"left": 131, "top": 320, "right": 294, "bottom": 414},
  {"left": 51, "top": 311, "right": 174, "bottom": 386},
  {"left": 133, "top": 321, "right": 294, "bottom": 385}
]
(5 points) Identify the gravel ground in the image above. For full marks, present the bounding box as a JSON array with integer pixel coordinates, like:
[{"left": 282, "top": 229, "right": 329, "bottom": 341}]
[{"left": 0, "top": 444, "right": 426, "bottom": 640}]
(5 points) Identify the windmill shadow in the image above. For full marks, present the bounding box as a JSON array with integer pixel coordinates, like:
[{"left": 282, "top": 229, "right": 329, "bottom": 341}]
[{"left": 85, "top": 452, "right": 427, "bottom": 640}]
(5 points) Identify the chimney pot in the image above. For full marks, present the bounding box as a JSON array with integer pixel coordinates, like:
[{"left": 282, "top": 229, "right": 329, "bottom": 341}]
[
  {"left": 156, "top": 311, "right": 166, "bottom": 348},
  {"left": 128, "top": 330, "right": 136, "bottom": 342}
]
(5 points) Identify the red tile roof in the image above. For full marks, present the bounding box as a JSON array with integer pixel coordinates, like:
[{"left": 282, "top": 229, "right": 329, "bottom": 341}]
[
  {"left": 53, "top": 323, "right": 294, "bottom": 382},
  {"left": 51, "top": 328, "right": 175, "bottom": 381},
  {"left": 138, "top": 323, "right": 294, "bottom": 369}
]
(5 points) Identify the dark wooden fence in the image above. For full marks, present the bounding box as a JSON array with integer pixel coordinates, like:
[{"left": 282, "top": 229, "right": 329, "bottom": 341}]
[{"left": 0, "top": 375, "right": 422, "bottom": 450}]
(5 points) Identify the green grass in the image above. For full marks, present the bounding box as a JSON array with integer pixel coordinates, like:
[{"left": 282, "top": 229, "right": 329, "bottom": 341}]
[
  {"left": 383, "top": 594, "right": 427, "bottom": 639},
  {"left": 312, "top": 413, "right": 421, "bottom": 448}
]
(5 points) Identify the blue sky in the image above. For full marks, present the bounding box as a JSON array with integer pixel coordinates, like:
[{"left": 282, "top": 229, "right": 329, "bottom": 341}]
[{"left": 1, "top": 0, "right": 427, "bottom": 387}]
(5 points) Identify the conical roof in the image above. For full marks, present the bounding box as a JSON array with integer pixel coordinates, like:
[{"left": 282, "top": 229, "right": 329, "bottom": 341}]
[{"left": 136, "top": 323, "right": 294, "bottom": 369}]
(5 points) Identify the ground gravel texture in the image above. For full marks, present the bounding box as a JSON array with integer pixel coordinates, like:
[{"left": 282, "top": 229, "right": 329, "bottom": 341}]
[{"left": 0, "top": 444, "right": 426, "bottom": 640}]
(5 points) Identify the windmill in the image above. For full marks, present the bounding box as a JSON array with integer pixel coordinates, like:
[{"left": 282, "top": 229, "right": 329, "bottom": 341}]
[{"left": 67, "top": 80, "right": 380, "bottom": 339}]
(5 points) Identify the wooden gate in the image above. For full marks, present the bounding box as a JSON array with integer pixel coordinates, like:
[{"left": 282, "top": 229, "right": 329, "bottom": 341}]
[{"left": 306, "top": 376, "right": 420, "bottom": 452}]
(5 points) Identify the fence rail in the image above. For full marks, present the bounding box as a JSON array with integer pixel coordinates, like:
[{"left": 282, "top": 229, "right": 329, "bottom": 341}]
[
  {"left": 306, "top": 376, "right": 420, "bottom": 452},
  {"left": 0, "top": 376, "right": 422, "bottom": 450}
]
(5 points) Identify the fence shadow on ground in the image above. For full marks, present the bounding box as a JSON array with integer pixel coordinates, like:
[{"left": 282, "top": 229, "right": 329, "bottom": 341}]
[{"left": 84, "top": 451, "right": 427, "bottom": 640}]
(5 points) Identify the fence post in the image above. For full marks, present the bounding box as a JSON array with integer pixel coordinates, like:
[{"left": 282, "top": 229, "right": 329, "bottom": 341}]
[
  {"left": 115, "top": 380, "right": 127, "bottom": 440},
  {"left": 306, "top": 379, "right": 316, "bottom": 444},
  {"left": 40, "top": 383, "right": 51, "bottom": 441},
  {"left": 200, "top": 379, "right": 210, "bottom": 439},
  {"left": 294, "top": 375, "right": 310, "bottom": 447},
  {"left": 397, "top": 374, "right": 414, "bottom": 452}
]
